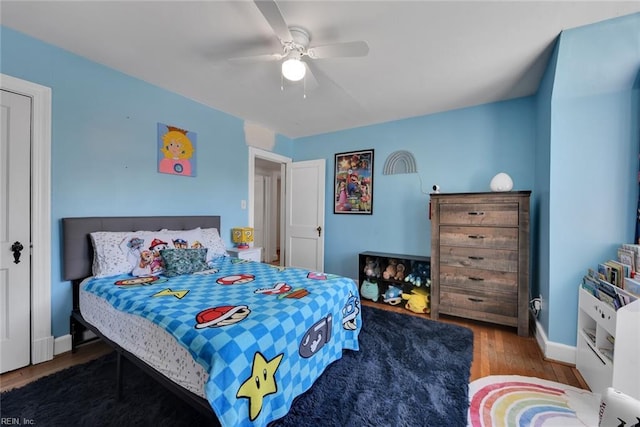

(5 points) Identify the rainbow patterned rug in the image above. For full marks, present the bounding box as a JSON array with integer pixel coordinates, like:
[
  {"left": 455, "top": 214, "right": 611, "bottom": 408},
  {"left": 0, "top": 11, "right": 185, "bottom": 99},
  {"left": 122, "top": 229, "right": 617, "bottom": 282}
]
[{"left": 467, "top": 375, "right": 600, "bottom": 427}]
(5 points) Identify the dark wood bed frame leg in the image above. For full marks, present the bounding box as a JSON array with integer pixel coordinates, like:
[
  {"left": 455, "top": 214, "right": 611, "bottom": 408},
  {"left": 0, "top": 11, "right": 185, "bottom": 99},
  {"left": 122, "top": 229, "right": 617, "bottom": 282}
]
[{"left": 116, "top": 351, "right": 123, "bottom": 401}]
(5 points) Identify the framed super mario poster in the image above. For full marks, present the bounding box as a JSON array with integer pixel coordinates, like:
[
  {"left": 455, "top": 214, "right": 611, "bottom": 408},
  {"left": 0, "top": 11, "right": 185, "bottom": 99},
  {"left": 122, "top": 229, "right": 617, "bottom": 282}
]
[
  {"left": 157, "top": 123, "right": 197, "bottom": 177},
  {"left": 334, "top": 149, "right": 374, "bottom": 214}
]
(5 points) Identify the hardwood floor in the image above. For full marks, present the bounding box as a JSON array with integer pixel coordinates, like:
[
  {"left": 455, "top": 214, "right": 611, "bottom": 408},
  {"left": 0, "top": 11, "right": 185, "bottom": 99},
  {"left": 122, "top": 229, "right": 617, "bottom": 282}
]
[
  {"left": 0, "top": 302, "right": 588, "bottom": 394},
  {"left": 0, "top": 341, "right": 113, "bottom": 393}
]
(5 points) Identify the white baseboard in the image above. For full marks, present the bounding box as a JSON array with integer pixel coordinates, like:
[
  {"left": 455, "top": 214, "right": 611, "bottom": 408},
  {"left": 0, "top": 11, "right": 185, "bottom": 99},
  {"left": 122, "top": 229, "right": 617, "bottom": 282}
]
[
  {"left": 533, "top": 317, "right": 576, "bottom": 365},
  {"left": 54, "top": 334, "right": 72, "bottom": 356},
  {"left": 53, "top": 330, "right": 99, "bottom": 357}
]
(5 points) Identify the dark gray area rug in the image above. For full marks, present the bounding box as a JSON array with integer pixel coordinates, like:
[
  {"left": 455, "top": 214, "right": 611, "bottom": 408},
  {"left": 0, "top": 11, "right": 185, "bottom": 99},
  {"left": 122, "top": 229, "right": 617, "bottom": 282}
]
[{"left": 1, "top": 306, "right": 473, "bottom": 427}]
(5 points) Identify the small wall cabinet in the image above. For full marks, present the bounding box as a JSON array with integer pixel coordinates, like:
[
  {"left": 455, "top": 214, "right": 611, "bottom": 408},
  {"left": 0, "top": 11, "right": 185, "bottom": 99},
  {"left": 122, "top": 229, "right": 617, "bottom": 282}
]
[
  {"left": 358, "top": 251, "right": 431, "bottom": 314},
  {"left": 576, "top": 286, "right": 640, "bottom": 399}
]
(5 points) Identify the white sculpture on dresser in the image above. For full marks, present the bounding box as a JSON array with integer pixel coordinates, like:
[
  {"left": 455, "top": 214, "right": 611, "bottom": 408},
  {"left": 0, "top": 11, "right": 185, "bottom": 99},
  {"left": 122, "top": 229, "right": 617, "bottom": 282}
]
[{"left": 490, "top": 172, "right": 513, "bottom": 192}]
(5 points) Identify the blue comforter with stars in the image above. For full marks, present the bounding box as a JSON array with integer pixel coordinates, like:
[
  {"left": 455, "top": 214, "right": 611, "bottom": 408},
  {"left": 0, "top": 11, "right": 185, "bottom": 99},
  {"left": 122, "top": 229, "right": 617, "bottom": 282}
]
[{"left": 82, "top": 256, "right": 362, "bottom": 427}]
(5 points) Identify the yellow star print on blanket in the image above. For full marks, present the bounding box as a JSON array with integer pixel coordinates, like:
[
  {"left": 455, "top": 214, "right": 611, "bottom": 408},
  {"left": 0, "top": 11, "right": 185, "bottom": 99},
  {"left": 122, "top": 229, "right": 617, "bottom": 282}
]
[{"left": 236, "top": 352, "right": 284, "bottom": 421}]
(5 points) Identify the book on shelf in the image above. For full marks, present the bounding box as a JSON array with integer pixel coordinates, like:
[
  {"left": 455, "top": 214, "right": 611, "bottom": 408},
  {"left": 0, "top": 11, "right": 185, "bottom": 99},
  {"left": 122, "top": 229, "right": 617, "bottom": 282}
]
[
  {"left": 617, "top": 247, "right": 636, "bottom": 272},
  {"left": 599, "top": 347, "right": 614, "bottom": 362},
  {"left": 583, "top": 328, "right": 596, "bottom": 343},
  {"left": 582, "top": 274, "right": 637, "bottom": 310},
  {"left": 623, "top": 277, "right": 640, "bottom": 297},
  {"left": 604, "top": 260, "right": 624, "bottom": 287},
  {"left": 582, "top": 242, "right": 640, "bottom": 310},
  {"left": 621, "top": 243, "right": 640, "bottom": 272},
  {"left": 597, "top": 263, "right": 611, "bottom": 281}
]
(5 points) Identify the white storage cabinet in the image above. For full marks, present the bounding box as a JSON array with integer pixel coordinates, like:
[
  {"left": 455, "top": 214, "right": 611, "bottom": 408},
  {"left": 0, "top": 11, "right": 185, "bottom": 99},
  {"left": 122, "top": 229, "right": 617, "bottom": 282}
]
[{"left": 576, "top": 286, "right": 640, "bottom": 400}]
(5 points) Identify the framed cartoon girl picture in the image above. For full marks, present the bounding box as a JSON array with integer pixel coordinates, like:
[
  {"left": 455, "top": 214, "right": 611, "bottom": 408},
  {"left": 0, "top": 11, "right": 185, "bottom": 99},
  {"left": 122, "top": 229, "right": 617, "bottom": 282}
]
[
  {"left": 334, "top": 149, "right": 374, "bottom": 214},
  {"left": 157, "top": 123, "right": 197, "bottom": 177}
]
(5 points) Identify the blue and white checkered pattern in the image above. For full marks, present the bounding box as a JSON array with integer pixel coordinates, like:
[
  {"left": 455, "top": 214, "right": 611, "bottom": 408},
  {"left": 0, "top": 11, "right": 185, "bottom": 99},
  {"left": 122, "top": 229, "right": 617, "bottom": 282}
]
[{"left": 83, "top": 257, "right": 362, "bottom": 427}]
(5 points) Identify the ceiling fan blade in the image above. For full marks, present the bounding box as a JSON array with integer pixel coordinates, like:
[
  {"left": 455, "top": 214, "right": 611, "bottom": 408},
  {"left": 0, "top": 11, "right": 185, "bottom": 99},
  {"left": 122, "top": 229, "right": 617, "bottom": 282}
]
[
  {"left": 303, "top": 61, "right": 319, "bottom": 91},
  {"left": 227, "top": 52, "right": 284, "bottom": 64},
  {"left": 307, "top": 41, "right": 369, "bottom": 59},
  {"left": 254, "top": 0, "right": 292, "bottom": 42}
]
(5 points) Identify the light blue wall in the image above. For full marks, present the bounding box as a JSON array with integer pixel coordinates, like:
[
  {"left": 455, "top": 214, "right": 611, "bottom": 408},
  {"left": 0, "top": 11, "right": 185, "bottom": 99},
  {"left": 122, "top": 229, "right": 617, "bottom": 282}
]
[
  {"left": 543, "top": 13, "right": 640, "bottom": 345},
  {"left": 0, "top": 26, "right": 293, "bottom": 337},
  {"left": 293, "top": 98, "right": 537, "bottom": 280}
]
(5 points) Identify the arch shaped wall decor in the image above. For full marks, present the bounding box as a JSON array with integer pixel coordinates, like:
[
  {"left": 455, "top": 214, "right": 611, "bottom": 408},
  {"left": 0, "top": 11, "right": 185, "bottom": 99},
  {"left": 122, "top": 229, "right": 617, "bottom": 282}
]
[{"left": 383, "top": 150, "right": 417, "bottom": 175}]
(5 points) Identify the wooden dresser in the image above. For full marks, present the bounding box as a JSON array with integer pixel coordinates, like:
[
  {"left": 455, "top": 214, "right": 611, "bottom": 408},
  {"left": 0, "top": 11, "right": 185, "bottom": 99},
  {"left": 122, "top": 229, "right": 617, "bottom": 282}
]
[{"left": 430, "top": 191, "right": 531, "bottom": 336}]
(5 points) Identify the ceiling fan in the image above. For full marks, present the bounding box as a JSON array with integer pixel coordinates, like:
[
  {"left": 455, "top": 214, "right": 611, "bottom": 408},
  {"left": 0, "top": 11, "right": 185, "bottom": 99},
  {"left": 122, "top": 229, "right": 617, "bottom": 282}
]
[{"left": 229, "top": 0, "right": 369, "bottom": 87}]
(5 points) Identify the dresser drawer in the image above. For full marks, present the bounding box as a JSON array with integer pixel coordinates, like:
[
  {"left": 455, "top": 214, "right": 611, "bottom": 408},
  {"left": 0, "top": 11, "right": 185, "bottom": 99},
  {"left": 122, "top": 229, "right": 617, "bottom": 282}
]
[
  {"left": 440, "top": 226, "right": 518, "bottom": 250},
  {"left": 440, "top": 289, "right": 518, "bottom": 318},
  {"left": 439, "top": 246, "right": 518, "bottom": 272},
  {"left": 439, "top": 203, "right": 518, "bottom": 226},
  {"left": 440, "top": 264, "right": 517, "bottom": 294}
]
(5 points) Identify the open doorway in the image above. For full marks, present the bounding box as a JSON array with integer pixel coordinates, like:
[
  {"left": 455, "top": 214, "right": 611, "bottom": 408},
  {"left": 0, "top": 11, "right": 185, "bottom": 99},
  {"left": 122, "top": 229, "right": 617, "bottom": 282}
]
[
  {"left": 254, "top": 157, "right": 282, "bottom": 264},
  {"left": 248, "top": 147, "right": 290, "bottom": 266}
]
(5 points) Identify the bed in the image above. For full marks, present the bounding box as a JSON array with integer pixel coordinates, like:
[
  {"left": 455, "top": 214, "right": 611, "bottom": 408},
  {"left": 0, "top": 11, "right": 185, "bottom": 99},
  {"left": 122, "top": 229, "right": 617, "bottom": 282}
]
[{"left": 62, "top": 216, "right": 362, "bottom": 427}]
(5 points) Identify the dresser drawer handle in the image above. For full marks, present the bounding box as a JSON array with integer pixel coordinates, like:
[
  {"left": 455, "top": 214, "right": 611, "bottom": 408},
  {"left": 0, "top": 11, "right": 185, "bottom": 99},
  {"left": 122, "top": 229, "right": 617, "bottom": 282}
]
[
  {"left": 468, "top": 297, "right": 484, "bottom": 302},
  {"left": 468, "top": 211, "right": 485, "bottom": 216},
  {"left": 468, "top": 276, "right": 484, "bottom": 281},
  {"left": 468, "top": 235, "right": 485, "bottom": 239},
  {"left": 468, "top": 256, "right": 484, "bottom": 260}
]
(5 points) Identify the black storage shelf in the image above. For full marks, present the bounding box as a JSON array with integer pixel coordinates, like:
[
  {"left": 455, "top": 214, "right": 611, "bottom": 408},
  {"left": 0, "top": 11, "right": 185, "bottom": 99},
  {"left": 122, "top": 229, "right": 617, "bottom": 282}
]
[{"left": 358, "top": 251, "right": 431, "bottom": 314}]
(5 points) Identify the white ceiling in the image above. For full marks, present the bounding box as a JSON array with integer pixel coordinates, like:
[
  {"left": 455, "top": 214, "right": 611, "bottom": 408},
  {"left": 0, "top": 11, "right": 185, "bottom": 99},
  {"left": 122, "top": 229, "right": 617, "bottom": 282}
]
[{"left": 2, "top": 1, "right": 640, "bottom": 138}]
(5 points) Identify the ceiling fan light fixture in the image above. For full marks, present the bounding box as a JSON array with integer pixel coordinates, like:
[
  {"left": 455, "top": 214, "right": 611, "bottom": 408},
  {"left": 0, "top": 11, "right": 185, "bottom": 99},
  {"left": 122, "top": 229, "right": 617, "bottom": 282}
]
[{"left": 281, "top": 57, "right": 306, "bottom": 81}]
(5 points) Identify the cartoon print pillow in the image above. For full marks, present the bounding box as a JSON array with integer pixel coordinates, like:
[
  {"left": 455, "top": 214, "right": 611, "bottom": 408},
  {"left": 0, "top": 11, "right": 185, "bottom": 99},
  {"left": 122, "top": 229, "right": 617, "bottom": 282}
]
[
  {"left": 162, "top": 227, "right": 228, "bottom": 262},
  {"left": 120, "top": 228, "right": 205, "bottom": 277}
]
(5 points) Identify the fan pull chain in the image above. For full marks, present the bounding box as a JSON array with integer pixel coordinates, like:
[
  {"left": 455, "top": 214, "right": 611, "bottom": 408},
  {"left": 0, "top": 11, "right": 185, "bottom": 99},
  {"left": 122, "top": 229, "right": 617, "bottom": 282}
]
[{"left": 281, "top": 73, "right": 284, "bottom": 92}]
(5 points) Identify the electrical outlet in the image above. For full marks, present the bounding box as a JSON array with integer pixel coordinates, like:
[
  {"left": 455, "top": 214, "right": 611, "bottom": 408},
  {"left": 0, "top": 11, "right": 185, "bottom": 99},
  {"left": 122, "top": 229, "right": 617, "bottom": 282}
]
[{"left": 241, "top": 200, "right": 247, "bottom": 209}]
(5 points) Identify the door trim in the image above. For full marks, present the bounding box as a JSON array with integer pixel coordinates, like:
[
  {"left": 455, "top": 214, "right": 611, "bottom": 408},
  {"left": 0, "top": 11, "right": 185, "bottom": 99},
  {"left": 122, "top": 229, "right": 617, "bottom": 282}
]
[{"left": 1, "top": 74, "right": 53, "bottom": 363}]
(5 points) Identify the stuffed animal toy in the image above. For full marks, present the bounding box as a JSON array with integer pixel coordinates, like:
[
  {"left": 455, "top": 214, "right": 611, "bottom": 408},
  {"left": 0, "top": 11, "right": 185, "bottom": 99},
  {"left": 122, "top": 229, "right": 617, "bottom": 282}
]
[
  {"left": 405, "top": 262, "right": 431, "bottom": 287},
  {"left": 383, "top": 259, "right": 398, "bottom": 280},
  {"left": 383, "top": 285, "right": 403, "bottom": 305},
  {"left": 363, "top": 257, "right": 380, "bottom": 278},
  {"left": 360, "top": 280, "right": 379, "bottom": 302},
  {"left": 401, "top": 288, "right": 430, "bottom": 314},
  {"left": 394, "top": 263, "right": 406, "bottom": 281}
]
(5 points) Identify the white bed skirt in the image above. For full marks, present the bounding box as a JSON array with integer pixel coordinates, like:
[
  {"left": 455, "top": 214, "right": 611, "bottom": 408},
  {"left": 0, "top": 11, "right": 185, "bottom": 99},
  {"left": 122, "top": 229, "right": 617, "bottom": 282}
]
[{"left": 79, "top": 281, "right": 208, "bottom": 398}]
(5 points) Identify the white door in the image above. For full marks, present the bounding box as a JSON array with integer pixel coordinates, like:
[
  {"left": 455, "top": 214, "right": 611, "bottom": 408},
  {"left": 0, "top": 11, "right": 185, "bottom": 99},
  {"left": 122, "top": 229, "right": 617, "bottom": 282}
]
[
  {"left": 285, "top": 159, "right": 325, "bottom": 271},
  {"left": 0, "top": 89, "right": 32, "bottom": 373}
]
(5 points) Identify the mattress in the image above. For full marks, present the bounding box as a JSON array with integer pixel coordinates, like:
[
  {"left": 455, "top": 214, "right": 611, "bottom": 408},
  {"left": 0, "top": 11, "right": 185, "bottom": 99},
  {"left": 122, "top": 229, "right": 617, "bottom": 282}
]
[{"left": 79, "top": 281, "right": 208, "bottom": 397}]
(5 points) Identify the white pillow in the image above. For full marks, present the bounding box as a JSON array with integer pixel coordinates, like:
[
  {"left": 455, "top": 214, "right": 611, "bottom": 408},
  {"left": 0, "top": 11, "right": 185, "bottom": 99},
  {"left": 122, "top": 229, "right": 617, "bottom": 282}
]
[
  {"left": 599, "top": 388, "right": 640, "bottom": 427},
  {"left": 120, "top": 228, "right": 205, "bottom": 277},
  {"left": 201, "top": 228, "right": 228, "bottom": 261},
  {"left": 90, "top": 231, "right": 133, "bottom": 278}
]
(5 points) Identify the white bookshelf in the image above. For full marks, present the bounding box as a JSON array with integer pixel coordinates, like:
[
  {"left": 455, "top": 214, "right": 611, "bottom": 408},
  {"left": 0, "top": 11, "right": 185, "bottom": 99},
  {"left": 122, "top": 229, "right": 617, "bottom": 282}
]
[{"left": 576, "top": 286, "right": 640, "bottom": 400}]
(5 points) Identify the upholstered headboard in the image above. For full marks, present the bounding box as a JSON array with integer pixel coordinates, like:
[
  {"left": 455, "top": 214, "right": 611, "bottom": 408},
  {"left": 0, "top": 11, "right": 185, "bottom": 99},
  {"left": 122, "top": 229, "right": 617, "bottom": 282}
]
[{"left": 62, "top": 216, "right": 221, "bottom": 281}]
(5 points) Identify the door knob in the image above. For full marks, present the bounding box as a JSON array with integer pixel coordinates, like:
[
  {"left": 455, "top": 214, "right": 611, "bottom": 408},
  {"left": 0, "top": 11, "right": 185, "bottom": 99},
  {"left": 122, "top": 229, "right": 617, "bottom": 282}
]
[{"left": 11, "top": 241, "right": 24, "bottom": 264}]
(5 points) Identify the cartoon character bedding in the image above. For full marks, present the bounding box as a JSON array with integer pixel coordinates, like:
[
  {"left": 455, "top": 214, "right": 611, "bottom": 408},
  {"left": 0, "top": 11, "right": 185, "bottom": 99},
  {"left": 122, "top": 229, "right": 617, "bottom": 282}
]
[{"left": 81, "top": 255, "right": 362, "bottom": 427}]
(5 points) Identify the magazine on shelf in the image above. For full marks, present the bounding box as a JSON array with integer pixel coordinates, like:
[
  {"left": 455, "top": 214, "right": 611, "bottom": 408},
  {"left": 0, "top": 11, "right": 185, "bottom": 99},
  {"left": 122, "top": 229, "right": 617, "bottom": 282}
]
[
  {"left": 617, "top": 247, "right": 636, "bottom": 271},
  {"left": 621, "top": 243, "right": 640, "bottom": 270},
  {"left": 604, "top": 260, "right": 624, "bottom": 287},
  {"left": 623, "top": 277, "right": 640, "bottom": 297},
  {"left": 582, "top": 274, "right": 637, "bottom": 310}
]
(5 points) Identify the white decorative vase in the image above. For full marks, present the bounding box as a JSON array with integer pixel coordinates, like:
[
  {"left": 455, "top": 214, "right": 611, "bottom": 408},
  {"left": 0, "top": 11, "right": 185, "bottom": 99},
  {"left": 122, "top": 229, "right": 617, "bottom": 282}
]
[{"left": 490, "top": 173, "right": 513, "bottom": 192}]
